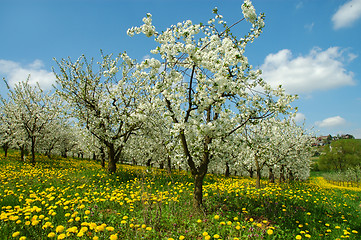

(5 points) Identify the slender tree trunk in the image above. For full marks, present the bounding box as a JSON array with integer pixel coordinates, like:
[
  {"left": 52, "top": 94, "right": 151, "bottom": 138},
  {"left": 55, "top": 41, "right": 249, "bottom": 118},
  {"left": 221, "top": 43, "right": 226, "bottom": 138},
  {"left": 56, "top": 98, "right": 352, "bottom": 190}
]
[
  {"left": 46, "top": 150, "right": 52, "bottom": 159},
  {"left": 146, "top": 158, "right": 152, "bottom": 167},
  {"left": 288, "top": 169, "right": 294, "bottom": 182},
  {"left": 249, "top": 168, "right": 254, "bottom": 178},
  {"left": 166, "top": 155, "right": 172, "bottom": 174},
  {"left": 20, "top": 146, "right": 25, "bottom": 161},
  {"left": 255, "top": 154, "right": 261, "bottom": 189},
  {"left": 30, "top": 137, "right": 36, "bottom": 166},
  {"left": 193, "top": 173, "right": 205, "bottom": 209},
  {"left": 3, "top": 144, "right": 9, "bottom": 157},
  {"left": 107, "top": 145, "right": 117, "bottom": 173},
  {"left": 225, "top": 162, "right": 230, "bottom": 177},
  {"left": 269, "top": 167, "right": 275, "bottom": 183},
  {"left": 279, "top": 165, "right": 285, "bottom": 183}
]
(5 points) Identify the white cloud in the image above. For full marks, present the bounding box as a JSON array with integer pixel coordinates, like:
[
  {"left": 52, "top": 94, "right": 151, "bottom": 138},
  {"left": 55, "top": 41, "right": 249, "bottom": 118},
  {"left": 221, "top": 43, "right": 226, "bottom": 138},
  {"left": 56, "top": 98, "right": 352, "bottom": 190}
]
[
  {"left": 142, "top": 55, "right": 151, "bottom": 61},
  {"left": 315, "top": 116, "right": 346, "bottom": 128},
  {"left": 294, "top": 112, "right": 306, "bottom": 123},
  {"left": 332, "top": 0, "right": 361, "bottom": 29},
  {"left": 0, "top": 59, "right": 56, "bottom": 90},
  {"left": 260, "top": 47, "right": 356, "bottom": 94}
]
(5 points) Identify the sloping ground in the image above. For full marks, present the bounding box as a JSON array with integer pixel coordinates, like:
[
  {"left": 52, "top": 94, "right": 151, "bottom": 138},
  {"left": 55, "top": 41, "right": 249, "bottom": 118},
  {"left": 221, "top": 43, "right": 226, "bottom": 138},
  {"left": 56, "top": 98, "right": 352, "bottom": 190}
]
[
  {"left": 1, "top": 152, "right": 360, "bottom": 239},
  {"left": 310, "top": 176, "right": 361, "bottom": 192}
]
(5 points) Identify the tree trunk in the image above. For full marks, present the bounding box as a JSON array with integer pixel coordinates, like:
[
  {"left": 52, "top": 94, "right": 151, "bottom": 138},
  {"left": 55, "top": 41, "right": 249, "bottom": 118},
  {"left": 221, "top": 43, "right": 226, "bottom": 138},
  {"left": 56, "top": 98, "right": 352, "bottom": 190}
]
[
  {"left": 279, "top": 165, "right": 285, "bottom": 183},
  {"left": 146, "top": 158, "right": 152, "bottom": 167},
  {"left": 3, "top": 144, "right": 9, "bottom": 157},
  {"left": 20, "top": 146, "right": 25, "bottom": 161},
  {"left": 288, "top": 169, "right": 294, "bottom": 182},
  {"left": 269, "top": 167, "right": 275, "bottom": 183},
  {"left": 249, "top": 168, "right": 254, "bottom": 178},
  {"left": 225, "top": 162, "right": 230, "bottom": 177},
  {"left": 30, "top": 137, "right": 36, "bottom": 166},
  {"left": 46, "top": 150, "right": 52, "bottom": 159},
  {"left": 255, "top": 155, "right": 261, "bottom": 189},
  {"left": 166, "top": 156, "right": 172, "bottom": 174},
  {"left": 193, "top": 173, "right": 205, "bottom": 210},
  {"left": 107, "top": 145, "right": 117, "bottom": 173}
]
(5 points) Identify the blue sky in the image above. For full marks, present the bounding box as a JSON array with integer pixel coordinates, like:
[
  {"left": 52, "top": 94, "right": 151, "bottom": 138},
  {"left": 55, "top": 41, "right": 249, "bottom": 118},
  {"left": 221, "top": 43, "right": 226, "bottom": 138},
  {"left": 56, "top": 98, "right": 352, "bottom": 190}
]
[{"left": 1, "top": 0, "right": 361, "bottom": 138}]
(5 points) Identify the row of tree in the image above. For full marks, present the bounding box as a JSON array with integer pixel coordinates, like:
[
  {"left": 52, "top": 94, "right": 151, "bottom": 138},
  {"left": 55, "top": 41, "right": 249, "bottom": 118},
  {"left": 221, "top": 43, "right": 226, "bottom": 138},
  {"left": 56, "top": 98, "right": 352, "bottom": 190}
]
[{"left": 0, "top": 1, "right": 314, "bottom": 209}]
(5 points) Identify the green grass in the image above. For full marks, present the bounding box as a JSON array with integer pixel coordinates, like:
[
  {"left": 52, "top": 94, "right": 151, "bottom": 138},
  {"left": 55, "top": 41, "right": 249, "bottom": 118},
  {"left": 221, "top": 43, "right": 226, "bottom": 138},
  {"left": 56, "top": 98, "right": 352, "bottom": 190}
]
[{"left": 0, "top": 151, "right": 360, "bottom": 239}]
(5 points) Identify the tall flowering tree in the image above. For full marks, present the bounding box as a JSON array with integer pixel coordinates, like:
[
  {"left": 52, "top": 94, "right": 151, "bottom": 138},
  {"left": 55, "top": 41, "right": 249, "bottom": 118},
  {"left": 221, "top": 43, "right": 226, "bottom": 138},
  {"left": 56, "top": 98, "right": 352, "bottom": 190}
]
[
  {"left": 128, "top": 0, "right": 296, "bottom": 209},
  {"left": 54, "top": 52, "right": 153, "bottom": 173}
]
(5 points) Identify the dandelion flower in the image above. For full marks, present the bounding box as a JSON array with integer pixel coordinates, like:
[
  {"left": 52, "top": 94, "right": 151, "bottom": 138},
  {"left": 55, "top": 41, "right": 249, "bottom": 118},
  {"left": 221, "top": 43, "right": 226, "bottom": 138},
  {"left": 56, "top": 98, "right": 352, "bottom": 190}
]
[
  {"left": 56, "top": 225, "right": 65, "bottom": 233},
  {"left": 109, "top": 234, "right": 118, "bottom": 240},
  {"left": 48, "top": 232, "right": 56, "bottom": 238},
  {"left": 58, "top": 233, "right": 66, "bottom": 240}
]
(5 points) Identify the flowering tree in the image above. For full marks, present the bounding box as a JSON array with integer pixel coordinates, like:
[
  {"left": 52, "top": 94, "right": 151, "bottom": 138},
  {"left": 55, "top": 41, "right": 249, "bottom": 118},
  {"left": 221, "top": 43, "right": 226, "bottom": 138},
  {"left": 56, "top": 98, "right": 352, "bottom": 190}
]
[
  {"left": 2, "top": 79, "right": 60, "bottom": 165},
  {"left": 265, "top": 120, "right": 314, "bottom": 182},
  {"left": 234, "top": 118, "right": 313, "bottom": 188},
  {"left": 128, "top": 0, "right": 295, "bottom": 209},
  {"left": 37, "top": 118, "right": 78, "bottom": 159},
  {"left": 124, "top": 111, "right": 178, "bottom": 172},
  {"left": 54, "top": 52, "right": 153, "bottom": 173}
]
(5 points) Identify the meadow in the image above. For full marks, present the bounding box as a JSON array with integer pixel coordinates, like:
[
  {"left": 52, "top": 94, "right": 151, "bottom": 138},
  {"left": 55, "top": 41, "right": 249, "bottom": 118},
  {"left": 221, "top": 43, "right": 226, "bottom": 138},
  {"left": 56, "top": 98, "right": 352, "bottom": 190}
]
[{"left": 1, "top": 151, "right": 360, "bottom": 240}]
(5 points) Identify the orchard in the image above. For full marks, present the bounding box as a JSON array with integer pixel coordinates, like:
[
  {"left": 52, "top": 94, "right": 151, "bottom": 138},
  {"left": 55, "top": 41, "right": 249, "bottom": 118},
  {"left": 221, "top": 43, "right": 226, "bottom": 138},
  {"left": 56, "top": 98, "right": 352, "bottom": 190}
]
[{"left": 1, "top": 1, "right": 360, "bottom": 239}]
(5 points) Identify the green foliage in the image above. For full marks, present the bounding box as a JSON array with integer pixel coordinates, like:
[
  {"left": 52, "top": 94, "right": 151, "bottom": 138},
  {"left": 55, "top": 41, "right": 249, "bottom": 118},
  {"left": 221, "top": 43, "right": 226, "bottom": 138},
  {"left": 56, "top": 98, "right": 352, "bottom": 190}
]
[{"left": 318, "top": 139, "right": 361, "bottom": 171}]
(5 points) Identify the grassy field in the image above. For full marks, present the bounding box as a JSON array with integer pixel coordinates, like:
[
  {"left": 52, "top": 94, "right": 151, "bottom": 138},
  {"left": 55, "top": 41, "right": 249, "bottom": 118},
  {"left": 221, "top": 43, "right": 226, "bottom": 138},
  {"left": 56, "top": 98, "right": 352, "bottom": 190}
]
[{"left": 1, "top": 151, "right": 360, "bottom": 240}]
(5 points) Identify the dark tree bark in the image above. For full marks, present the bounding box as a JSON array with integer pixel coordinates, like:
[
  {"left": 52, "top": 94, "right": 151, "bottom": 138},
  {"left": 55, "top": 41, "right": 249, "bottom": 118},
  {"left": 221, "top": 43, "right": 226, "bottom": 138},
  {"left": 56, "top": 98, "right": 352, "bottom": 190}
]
[
  {"left": 225, "top": 162, "right": 230, "bottom": 177},
  {"left": 107, "top": 145, "right": 117, "bottom": 173},
  {"left": 279, "top": 165, "right": 286, "bottom": 183},
  {"left": 30, "top": 136, "right": 36, "bottom": 166},
  {"left": 255, "top": 154, "right": 261, "bottom": 189},
  {"left": 2, "top": 144, "right": 9, "bottom": 158},
  {"left": 166, "top": 155, "right": 172, "bottom": 174},
  {"left": 269, "top": 167, "right": 275, "bottom": 183}
]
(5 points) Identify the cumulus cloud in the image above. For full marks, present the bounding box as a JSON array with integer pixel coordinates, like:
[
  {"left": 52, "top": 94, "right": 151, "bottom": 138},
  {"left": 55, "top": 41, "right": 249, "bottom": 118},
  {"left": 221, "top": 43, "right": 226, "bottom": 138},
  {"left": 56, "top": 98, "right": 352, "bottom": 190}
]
[
  {"left": 0, "top": 59, "right": 56, "bottom": 90},
  {"left": 315, "top": 116, "right": 346, "bottom": 128},
  {"left": 332, "top": 0, "right": 361, "bottom": 29},
  {"left": 294, "top": 112, "right": 306, "bottom": 123},
  {"left": 260, "top": 47, "right": 356, "bottom": 94}
]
